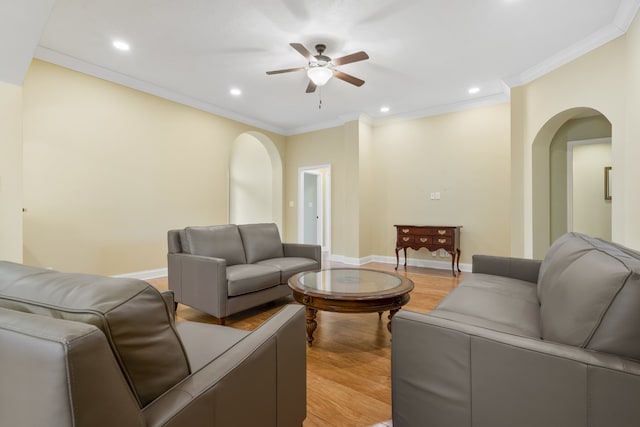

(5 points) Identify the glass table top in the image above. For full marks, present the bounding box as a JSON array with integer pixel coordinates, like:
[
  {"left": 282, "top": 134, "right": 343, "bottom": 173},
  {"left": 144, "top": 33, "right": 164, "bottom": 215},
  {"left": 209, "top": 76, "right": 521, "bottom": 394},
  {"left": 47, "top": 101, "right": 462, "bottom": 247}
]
[{"left": 291, "top": 268, "right": 412, "bottom": 296}]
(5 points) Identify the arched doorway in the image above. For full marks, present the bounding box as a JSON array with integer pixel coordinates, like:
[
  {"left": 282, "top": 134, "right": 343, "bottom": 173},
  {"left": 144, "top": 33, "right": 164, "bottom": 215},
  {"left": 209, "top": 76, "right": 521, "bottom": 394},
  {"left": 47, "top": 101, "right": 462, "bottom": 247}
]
[
  {"left": 532, "top": 107, "right": 612, "bottom": 258},
  {"left": 229, "top": 132, "right": 283, "bottom": 232}
]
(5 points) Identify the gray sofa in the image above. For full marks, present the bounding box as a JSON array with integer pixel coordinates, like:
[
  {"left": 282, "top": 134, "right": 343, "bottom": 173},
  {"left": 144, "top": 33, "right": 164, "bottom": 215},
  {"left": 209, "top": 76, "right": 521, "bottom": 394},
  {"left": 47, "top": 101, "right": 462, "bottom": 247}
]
[
  {"left": 0, "top": 261, "right": 306, "bottom": 427},
  {"left": 392, "top": 232, "right": 640, "bottom": 427},
  {"left": 168, "top": 223, "right": 321, "bottom": 324}
]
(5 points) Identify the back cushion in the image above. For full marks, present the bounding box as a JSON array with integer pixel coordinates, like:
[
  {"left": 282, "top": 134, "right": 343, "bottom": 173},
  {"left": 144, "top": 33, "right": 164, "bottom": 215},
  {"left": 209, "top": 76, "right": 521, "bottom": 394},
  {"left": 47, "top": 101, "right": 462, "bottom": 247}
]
[
  {"left": 238, "top": 223, "right": 284, "bottom": 263},
  {"left": 0, "top": 261, "right": 190, "bottom": 407},
  {"left": 184, "top": 224, "right": 246, "bottom": 266},
  {"left": 538, "top": 233, "right": 640, "bottom": 359}
]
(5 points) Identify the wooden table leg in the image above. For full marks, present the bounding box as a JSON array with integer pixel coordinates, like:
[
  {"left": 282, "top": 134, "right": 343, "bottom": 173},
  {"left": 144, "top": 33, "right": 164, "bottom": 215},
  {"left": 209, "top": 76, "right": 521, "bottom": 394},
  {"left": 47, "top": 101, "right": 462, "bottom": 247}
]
[
  {"left": 456, "top": 248, "right": 462, "bottom": 273},
  {"left": 305, "top": 307, "right": 318, "bottom": 347},
  {"left": 387, "top": 308, "right": 400, "bottom": 333},
  {"left": 395, "top": 247, "right": 400, "bottom": 270},
  {"left": 403, "top": 247, "right": 408, "bottom": 267}
]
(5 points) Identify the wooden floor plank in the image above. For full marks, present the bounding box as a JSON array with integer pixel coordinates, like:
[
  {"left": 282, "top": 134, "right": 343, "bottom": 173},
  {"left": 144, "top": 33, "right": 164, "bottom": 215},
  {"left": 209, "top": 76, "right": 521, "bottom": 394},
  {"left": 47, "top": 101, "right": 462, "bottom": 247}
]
[{"left": 147, "top": 260, "right": 462, "bottom": 426}]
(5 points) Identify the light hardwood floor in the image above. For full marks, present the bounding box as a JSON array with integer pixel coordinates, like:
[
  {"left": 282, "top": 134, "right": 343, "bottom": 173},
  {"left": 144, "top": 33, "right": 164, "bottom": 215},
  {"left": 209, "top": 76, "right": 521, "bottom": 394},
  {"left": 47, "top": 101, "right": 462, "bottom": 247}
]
[{"left": 147, "top": 261, "right": 463, "bottom": 427}]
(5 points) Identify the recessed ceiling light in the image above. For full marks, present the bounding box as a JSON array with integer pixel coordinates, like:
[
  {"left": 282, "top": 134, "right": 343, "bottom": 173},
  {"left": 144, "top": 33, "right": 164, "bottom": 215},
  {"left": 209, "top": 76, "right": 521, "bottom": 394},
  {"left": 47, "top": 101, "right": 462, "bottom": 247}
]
[
  {"left": 468, "top": 87, "right": 480, "bottom": 94},
  {"left": 230, "top": 88, "right": 242, "bottom": 96},
  {"left": 112, "top": 40, "right": 130, "bottom": 51},
  {"left": 380, "top": 106, "right": 390, "bottom": 113}
]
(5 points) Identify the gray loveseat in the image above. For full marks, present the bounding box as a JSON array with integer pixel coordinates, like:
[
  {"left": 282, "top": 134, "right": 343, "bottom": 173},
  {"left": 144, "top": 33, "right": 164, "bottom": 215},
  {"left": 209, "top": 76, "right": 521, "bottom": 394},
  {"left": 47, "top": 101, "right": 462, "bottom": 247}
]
[
  {"left": 168, "top": 223, "right": 321, "bottom": 324},
  {"left": 0, "top": 261, "right": 306, "bottom": 427},
  {"left": 392, "top": 232, "right": 640, "bottom": 427}
]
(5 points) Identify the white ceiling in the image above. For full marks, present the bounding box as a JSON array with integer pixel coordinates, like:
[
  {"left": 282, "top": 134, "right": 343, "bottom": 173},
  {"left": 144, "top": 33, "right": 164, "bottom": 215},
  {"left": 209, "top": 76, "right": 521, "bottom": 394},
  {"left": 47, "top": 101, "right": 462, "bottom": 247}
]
[{"left": 5, "top": 0, "right": 640, "bottom": 135}]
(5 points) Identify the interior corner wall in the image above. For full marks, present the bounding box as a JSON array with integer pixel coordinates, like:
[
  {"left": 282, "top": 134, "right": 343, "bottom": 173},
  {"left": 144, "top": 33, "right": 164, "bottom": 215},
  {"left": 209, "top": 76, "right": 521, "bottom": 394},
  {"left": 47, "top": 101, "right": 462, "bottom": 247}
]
[
  {"left": 0, "top": 81, "right": 23, "bottom": 262},
  {"left": 510, "top": 26, "right": 631, "bottom": 256},
  {"left": 22, "top": 59, "right": 285, "bottom": 275},
  {"left": 284, "top": 124, "right": 361, "bottom": 259}
]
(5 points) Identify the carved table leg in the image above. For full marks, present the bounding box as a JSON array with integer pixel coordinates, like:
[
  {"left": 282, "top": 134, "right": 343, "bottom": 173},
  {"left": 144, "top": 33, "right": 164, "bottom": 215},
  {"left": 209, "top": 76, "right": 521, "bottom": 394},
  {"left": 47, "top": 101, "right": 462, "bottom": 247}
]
[
  {"left": 457, "top": 248, "right": 462, "bottom": 273},
  {"left": 403, "top": 247, "right": 408, "bottom": 268},
  {"left": 378, "top": 311, "right": 383, "bottom": 319},
  {"left": 305, "top": 307, "right": 318, "bottom": 347},
  {"left": 395, "top": 247, "right": 400, "bottom": 270},
  {"left": 387, "top": 309, "right": 400, "bottom": 333}
]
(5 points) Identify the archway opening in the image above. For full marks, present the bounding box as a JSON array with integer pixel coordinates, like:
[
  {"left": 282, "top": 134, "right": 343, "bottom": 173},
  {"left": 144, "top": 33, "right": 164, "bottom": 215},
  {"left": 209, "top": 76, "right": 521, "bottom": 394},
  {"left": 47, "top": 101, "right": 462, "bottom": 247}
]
[
  {"left": 229, "top": 132, "right": 283, "bottom": 232},
  {"left": 531, "top": 107, "right": 612, "bottom": 258}
]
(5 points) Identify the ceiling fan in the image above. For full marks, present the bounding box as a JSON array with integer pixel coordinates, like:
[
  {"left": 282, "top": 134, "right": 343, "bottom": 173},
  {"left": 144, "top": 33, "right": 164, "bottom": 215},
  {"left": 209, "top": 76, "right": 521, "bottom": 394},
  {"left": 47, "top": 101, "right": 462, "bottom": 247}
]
[{"left": 266, "top": 43, "right": 369, "bottom": 93}]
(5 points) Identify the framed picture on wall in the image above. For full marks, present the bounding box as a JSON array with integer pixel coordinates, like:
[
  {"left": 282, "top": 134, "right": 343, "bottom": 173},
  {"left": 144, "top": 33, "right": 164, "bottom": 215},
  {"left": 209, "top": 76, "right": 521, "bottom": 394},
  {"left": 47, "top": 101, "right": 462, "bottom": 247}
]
[{"left": 604, "top": 166, "right": 612, "bottom": 201}]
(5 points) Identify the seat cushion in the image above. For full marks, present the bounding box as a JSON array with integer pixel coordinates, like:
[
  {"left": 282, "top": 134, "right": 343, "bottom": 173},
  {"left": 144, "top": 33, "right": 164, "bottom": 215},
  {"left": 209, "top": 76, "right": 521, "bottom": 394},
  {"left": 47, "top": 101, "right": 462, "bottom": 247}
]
[
  {"left": 238, "top": 223, "right": 284, "bottom": 263},
  {"left": 176, "top": 321, "right": 249, "bottom": 372},
  {"left": 431, "top": 273, "right": 541, "bottom": 338},
  {"left": 226, "top": 264, "right": 281, "bottom": 297},
  {"left": 0, "top": 261, "right": 190, "bottom": 407},
  {"left": 256, "top": 257, "right": 320, "bottom": 282},
  {"left": 538, "top": 233, "right": 640, "bottom": 359},
  {"left": 184, "top": 224, "right": 246, "bottom": 266}
]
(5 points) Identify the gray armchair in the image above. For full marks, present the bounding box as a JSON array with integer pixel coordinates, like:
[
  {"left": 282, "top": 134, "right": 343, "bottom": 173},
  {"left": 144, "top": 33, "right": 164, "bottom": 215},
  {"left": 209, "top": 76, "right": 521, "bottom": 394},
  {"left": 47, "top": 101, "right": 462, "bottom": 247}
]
[
  {"left": 0, "top": 261, "right": 306, "bottom": 427},
  {"left": 168, "top": 223, "right": 321, "bottom": 324}
]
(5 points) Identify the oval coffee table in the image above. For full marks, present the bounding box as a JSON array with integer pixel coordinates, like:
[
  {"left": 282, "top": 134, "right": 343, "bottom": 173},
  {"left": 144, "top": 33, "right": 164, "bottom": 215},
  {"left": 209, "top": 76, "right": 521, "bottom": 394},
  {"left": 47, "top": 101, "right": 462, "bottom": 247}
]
[{"left": 288, "top": 268, "right": 415, "bottom": 346}]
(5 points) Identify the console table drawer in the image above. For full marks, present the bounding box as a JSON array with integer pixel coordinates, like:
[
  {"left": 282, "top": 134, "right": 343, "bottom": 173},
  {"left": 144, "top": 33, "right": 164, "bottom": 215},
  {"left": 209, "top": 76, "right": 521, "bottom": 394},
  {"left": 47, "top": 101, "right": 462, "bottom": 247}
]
[
  {"left": 433, "top": 237, "right": 451, "bottom": 246},
  {"left": 398, "top": 236, "right": 414, "bottom": 244}
]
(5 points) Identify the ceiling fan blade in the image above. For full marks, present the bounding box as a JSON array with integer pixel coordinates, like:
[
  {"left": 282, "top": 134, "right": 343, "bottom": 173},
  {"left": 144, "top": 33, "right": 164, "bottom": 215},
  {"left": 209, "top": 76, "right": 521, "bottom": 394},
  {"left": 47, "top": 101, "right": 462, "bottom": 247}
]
[
  {"left": 305, "top": 80, "right": 317, "bottom": 93},
  {"left": 333, "top": 70, "right": 365, "bottom": 87},
  {"left": 266, "top": 67, "right": 306, "bottom": 75},
  {"left": 332, "top": 51, "right": 369, "bottom": 66},
  {"left": 290, "top": 43, "right": 315, "bottom": 61}
]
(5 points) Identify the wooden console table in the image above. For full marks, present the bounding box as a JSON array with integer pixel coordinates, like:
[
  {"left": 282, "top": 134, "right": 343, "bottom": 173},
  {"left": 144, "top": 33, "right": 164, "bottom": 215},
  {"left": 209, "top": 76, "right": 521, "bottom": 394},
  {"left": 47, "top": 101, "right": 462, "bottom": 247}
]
[{"left": 394, "top": 225, "right": 462, "bottom": 276}]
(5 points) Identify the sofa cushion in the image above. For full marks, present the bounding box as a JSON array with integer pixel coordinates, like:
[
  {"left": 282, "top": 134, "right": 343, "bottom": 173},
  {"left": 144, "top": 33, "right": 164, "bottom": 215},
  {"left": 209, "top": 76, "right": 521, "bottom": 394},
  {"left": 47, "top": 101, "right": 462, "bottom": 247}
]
[
  {"left": 226, "top": 264, "right": 281, "bottom": 297},
  {"left": 256, "top": 257, "right": 320, "bottom": 283},
  {"left": 0, "top": 261, "right": 190, "bottom": 407},
  {"left": 538, "top": 233, "right": 640, "bottom": 359},
  {"left": 431, "top": 273, "right": 541, "bottom": 338},
  {"left": 238, "top": 223, "right": 284, "bottom": 264},
  {"left": 184, "top": 224, "right": 246, "bottom": 266}
]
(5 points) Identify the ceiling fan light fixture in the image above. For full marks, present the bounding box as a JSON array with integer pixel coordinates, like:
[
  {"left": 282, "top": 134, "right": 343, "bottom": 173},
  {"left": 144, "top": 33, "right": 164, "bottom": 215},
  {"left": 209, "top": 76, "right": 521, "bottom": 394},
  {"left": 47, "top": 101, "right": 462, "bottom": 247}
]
[{"left": 307, "top": 66, "right": 333, "bottom": 86}]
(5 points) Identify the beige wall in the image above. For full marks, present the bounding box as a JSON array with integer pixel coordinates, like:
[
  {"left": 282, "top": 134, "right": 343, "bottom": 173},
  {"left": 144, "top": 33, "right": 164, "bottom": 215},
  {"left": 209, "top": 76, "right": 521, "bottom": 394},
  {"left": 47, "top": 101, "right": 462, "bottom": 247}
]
[
  {"left": 370, "top": 103, "right": 511, "bottom": 264},
  {"left": 511, "top": 27, "right": 629, "bottom": 257},
  {"left": 22, "top": 60, "right": 285, "bottom": 275},
  {"left": 285, "top": 104, "right": 511, "bottom": 265},
  {"left": 0, "top": 81, "right": 23, "bottom": 262}
]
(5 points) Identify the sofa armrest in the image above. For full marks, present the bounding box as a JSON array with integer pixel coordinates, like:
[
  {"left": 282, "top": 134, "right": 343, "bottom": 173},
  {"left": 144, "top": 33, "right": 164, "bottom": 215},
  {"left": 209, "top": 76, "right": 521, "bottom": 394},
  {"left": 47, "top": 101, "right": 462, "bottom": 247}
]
[
  {"left": 472, "top": 254, "right": 541, "bottom": 283},
  {"left": 392, "top": 310, "right": 640, "bottom": 427},
  {"left": 167, "top": 253, "right": 228, "bottom": 319},
  {"left": 283, "top": 243, "right": 322, "bottom": 265},
  {"left": 142, "top": 305, "right": 306, "bottom": 427}
]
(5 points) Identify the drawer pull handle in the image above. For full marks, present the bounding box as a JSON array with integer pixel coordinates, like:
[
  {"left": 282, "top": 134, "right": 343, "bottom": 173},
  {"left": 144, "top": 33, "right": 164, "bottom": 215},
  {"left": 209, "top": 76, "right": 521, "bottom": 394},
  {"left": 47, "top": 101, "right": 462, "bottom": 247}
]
[
  {"left": 438, "top": 230, "right": 446, "bottom": 235},
  {"left": 403, "top": 237, "right": 410, "bottom": 242},
  {"left": 402, "top": 228, "right": 410, "bottom": 233},
  {"left": 438, "top": 238, "right": 447, "bottom": 244},
  {"left": 419, "top": 237, "right": 428, "bottom": 243}
]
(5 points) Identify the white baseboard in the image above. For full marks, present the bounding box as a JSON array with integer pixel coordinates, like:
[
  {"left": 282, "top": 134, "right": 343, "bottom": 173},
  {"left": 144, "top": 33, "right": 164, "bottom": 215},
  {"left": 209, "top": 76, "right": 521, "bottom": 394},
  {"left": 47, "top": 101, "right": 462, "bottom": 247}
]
[
  {"left": 112, "top": 267, "right": 168, "bottom": 280},
  {"left": 328, "top": 253, "right": 471, "bottom": 273},
  {"left": 115, "top": 254, "right": 470, "bottom": 281}
]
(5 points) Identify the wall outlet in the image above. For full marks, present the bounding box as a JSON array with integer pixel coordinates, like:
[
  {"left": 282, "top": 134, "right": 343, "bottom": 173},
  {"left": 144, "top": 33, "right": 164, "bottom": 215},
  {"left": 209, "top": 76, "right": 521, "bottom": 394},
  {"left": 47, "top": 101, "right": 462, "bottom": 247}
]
[
  {"left": 430, "top": 192, "right": 441, "bottom": 200},
  {"left": 432, "top": 251, "right": 437, "bottom": 257},
  {"left": 440, "top": 249, "right": 448, "bottom": 257}
]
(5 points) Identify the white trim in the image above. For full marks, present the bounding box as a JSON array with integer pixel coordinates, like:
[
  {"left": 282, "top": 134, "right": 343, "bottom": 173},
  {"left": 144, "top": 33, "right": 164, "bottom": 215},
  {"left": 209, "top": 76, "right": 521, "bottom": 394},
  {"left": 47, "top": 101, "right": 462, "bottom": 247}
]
[
  {"left": 34, "top": 46, "right": 287, "bottom": 136},
  {"left": 328, "top": 253, "right": 472, "bottom": 273},
  {"left": 566, "top": 137, "right": 612, "bottom": 231},
  {"left": 112, "top": 267, "right": 167, "bottom": 280},
  {"left": 615, "top": 0, "right": 640, "bottom": 31},
  {"left": 503, "top": 24, "right": 626, "bottom": 88},
  {"left": 298, "top": 165, "right": 332, "bottom": 253}
]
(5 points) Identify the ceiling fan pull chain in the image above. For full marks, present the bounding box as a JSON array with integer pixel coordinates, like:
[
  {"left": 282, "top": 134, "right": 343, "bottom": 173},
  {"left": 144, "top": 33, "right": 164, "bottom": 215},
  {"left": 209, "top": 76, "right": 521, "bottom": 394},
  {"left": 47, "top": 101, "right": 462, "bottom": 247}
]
[{"left": 318, "top": 87, "right": 322, "bottom": 110}]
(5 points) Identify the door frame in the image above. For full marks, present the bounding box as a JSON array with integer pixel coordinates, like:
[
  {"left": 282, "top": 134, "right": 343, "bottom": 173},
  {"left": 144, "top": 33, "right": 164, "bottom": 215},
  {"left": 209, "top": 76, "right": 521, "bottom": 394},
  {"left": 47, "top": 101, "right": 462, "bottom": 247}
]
[{"left": 298, "top": 164, "right": 331, "bottom": 253}]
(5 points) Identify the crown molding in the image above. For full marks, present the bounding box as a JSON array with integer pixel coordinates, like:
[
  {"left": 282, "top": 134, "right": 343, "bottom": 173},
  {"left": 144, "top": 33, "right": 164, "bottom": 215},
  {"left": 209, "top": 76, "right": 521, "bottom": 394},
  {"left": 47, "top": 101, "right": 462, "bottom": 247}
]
[
  {"left": 34, "top": 46, "right": 288, "bottom": 136},
  {"left": 615, "top": 0, "right": 640, "bottom": 31}
]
